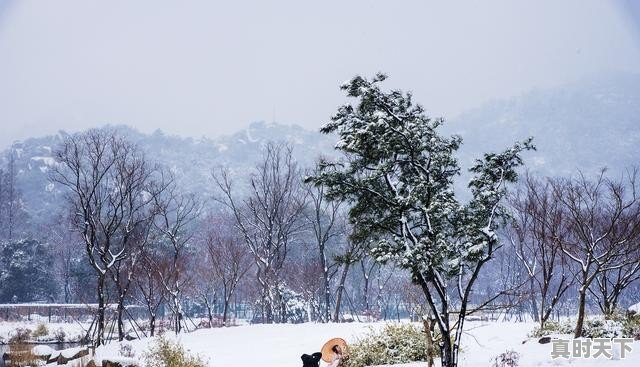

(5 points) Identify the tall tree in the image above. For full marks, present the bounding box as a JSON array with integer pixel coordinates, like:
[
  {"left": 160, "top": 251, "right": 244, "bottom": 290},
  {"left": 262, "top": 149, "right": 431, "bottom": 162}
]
[
  {"left": 152, "top": 182, "right": 201, "bottom": 334},
  {"left": 213, "top": 142, "right": 307, "bottom": 323},
  {"left": 135, "top": 237, "right": 168, "bottom": 337},
  {"left": 204, "top": 215, "right": 252, "bottom": 326},
  {"left": 332, "top": 234, "right": 365, "bottom": 322},
  {"left": 509, "top": 174, "right": 572, "bottom": 329},
  {"left": 51, "top": 128, "right": 158, "bottom": 345},
  {"left": 550, "top": 170, "right": 640, "bottom": 336},
  {"left": 109, "top": 218, "right": 154, "bottom": 341},
  {"left": 1, "top": 151, "right": 27, "bottom": 241},
  {"left": 304, "top": 168, "right": 343, "bottom": 322},
  {"left": 307, "top": 73, "right": 533, "bottom": 367}
]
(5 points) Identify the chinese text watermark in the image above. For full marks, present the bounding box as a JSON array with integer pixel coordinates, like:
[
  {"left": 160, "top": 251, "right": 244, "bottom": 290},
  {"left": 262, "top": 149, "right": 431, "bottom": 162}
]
[{"left": 551, "top": 338, "right": 634, "bottom": 359}]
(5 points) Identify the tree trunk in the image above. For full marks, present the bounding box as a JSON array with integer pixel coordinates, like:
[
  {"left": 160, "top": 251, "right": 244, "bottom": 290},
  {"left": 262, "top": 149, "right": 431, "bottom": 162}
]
[
  {"left": 117, "top": 300, "right": 125, "bottom": 341},
  {"left": 334, "top": 262, "right": 351, "bottom": 322},
  {"left": 574, "top": 287, "right": 587, "bottom": 338},
  {"left": 529, "top": 277, "right": 540, "bottom": 323},
  {"left": 439, "top": 330, "right": 454, "bottom": 367},
  {"left": 362, "top": 272, "right": 370, "bottom": 313},
  {"left": 423, "top": 318, "right": 435, "bottom": 367},
  {"left": 149, "top": 314, "right": 156, "bottom": 336},
  {"left": 320, "top": 249, "right": 331, "bottom": 323},
  {"left": 205, "top": 301, "right": 214, "bottom": 327},
  {"left": 173, "top": 293, "right": 182, "bottom": 334},
  {"left": 223, "top": 297, "right": 230, "bottom": 326},
  {"left": 96, "top": 275, "right": 106, "bottom": 346}
]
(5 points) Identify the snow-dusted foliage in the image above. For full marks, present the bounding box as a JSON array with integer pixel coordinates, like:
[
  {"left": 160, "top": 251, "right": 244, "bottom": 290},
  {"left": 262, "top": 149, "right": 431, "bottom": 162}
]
[
  {"left": 339, "top": 323, "right": 434, "bottom": 367},
  {"left": 0, "top": 239, "right": 55, "bottom": 302},
  {"left": 308, "top": 73, "right": 533, "bottom": 367}
]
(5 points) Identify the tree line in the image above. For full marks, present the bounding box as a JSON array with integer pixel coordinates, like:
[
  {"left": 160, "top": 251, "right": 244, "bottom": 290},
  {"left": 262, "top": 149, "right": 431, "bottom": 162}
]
[{"left": 0, "top": 74, "right": 638, "bottom": 367}]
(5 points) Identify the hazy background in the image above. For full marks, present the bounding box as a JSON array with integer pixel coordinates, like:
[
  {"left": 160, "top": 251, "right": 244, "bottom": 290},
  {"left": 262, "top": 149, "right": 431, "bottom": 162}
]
[{"left": 1, "top": 0, "right": 639, "bottom": 149}]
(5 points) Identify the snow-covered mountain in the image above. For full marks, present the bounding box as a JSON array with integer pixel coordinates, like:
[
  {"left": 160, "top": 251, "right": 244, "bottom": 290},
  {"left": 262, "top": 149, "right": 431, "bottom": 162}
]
[{"left": 3, "top": 73, "right": 639, "bottom": 228}]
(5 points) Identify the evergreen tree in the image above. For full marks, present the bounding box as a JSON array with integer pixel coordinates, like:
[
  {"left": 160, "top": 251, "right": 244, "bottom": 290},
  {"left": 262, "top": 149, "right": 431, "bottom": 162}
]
[
  {"left": 0, "top": 239, "right": 55, "bottom": 302},
  {"left": 307, "top": 73, "right": 533, "bottom": 367}
]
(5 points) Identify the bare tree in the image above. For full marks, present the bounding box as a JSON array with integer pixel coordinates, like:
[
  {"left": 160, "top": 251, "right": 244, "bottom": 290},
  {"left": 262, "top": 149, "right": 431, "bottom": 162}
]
[
  {"left": 47, "top": 216, "right": 80, "bottom": 303},
  {"left": 304, "top": 167, "right": 343, "bottom": 322},
  {"left": 286, "top": 257, "right": 324, "bottom": 322},
  {"left": 51, "top": 129, "right": 158, "bottom": 345},
  {"left": 333, "top": 234, "right": 366, "bottom": 322},
  {"left": 509, "top": 174, "right": 573, "bottom": 328},
  {"left": 551, "top": 169, "right": 640, "bottom": 337},
  {"left": 591, "top": 253, "right": 640, "bottom": 316},
  {"left": 205, "top": 215, "right": 252, "bottom": 326},
  {"left": 213, "top": 142, "right": 307, "bottom": 323},
  {"left": 109, "top": 219, "right": 154, "bottom": 340},
  {"left": 359, "top": 256, "right": 378, "bottom": 316},
  {"left": 152, "top": 181, "right": 201, "bottom": 334},
  {"left": 135, "top": 247, "right": 167, "bottom": 336},
  {"left": 193, "top": 257, "right": 218, "bottom": 328}
]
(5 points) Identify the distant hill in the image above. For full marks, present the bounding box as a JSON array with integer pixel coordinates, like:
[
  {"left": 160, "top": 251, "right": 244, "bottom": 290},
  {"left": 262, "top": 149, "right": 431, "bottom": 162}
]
[
  {"left": 447, "top": 72, "right": 640, "bottom": 177},
  {"left": 2, "top": 73, "right": 639, "bottom": 229},
  {"left": 1, "top": 121, "right": 336, "bottom": 228}
]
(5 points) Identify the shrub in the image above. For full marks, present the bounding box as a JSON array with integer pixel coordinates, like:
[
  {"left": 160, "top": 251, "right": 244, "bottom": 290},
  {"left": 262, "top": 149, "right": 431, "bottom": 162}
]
[
  {"left": 583, "top": 319, "right": 623, "bottom": 338},
  {"left": 53, "top": 328, "right": 66, "bottom": 343},
  {"left": 530, "top": 317, "right": 638, "bottom": 339},
  {"left": 144, "top": 336, "right": 208, "bottom": 367},
  {"left": 491, "top": 350, "right": 520, "bottom": 367},
  {"left": 8, "top": 328, "right": 32, "bottom": 343},
  {"left": 622, "top": 316, "right": 640, "bottom": 340},
  {"left": 120, "top": 343, "right": 136, "bottom": 358},
  {"left": 529, "top": 320, "right": 574, "bottom": 337},
  {"left": 32, "top": 323, "right": 49, "bottom": 338},
  {"left": 338, "top": 323, "right": 437, "bottom": 367}
]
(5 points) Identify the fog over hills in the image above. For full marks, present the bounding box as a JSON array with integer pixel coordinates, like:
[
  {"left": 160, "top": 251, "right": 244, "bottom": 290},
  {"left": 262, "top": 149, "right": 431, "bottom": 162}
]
[
  {"left": 3, "top": 73, "right": 639, "bottom": 228},
  {"left": 449, "top": 72, "right": 640, "bottom": 177}
]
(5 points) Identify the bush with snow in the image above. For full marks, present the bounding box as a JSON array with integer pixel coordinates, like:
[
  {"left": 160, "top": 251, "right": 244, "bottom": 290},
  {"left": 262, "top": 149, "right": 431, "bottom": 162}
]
[
  {"left": 8, "top": 327, "right": 32, "bottom": 343},
  {"left": 622, "top": 316, "right": 640, "bottom": 340},
  {"left": 120, "top": 342, "right": 136, "bottom": 358},
  {"left": 338, "top": 323, "right": 436, "bottom": 367},
  {"left": 490, "top": 350, "right": 520, "bottom": 367},
  {"left": 582, "top": 319, "right": 623, "bottom": 338},
  {"left": 53, "top": 328, "right": 66, "bottom": 343},
  {"left": 529, "top": 320, "right": 574, "bottom": 337},
  {"left": 530, "top": 316, "right": 640, "bottom": 339},
  {"left": 32, "top": 323, "right": 48, "bottom": 339},
  {"left": 144, "top": 336, "right": 208, "bottom": 367}
]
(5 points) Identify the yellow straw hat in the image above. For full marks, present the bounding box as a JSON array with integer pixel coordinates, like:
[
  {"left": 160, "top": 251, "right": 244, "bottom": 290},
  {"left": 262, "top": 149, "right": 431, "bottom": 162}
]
[{"left": 320, "top": 337, "right": 348, "bottom": 363}]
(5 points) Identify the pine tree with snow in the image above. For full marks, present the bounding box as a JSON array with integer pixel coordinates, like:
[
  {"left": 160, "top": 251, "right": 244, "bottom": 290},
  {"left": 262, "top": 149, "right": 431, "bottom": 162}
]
[{"left": 307, "top": 73, "right": 533, "bottom": 367}]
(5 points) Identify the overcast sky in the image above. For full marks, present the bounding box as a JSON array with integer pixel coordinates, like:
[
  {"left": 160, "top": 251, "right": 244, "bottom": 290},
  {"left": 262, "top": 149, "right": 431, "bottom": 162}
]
[{"left": 0, "top": 0, "right": 639, "bottom": 149}]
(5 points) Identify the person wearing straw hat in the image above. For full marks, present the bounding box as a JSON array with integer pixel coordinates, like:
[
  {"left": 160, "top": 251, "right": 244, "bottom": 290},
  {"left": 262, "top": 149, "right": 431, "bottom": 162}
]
[{"left": 321, "top": 338, "right": 347, "bottom": 367}]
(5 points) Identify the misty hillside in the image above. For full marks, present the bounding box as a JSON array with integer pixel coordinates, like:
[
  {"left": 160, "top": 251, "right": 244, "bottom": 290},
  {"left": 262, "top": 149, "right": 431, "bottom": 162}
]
[
  {"left": 3, "top": 73, "right": 639, "bottom": 228},
  {"left": 2, "top": 121, "right": 336, "bottom": 227},
  {"left": 449, "top": 72, "right": 640, "bottom": 177}
]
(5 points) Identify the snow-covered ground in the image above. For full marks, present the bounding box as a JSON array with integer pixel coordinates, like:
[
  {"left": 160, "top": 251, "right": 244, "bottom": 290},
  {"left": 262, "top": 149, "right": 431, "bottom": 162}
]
[
  {"left": 94, "top": 321, "right": 640, "bottom": 367},
  {"left": 2, "top": 320, "right": 639, "bottom": 366}
]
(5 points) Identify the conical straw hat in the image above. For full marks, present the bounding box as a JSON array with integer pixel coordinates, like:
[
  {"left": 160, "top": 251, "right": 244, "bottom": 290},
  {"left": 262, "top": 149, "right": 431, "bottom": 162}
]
[{"left": 320, "top": 337, "right": 348, "bottom": 363}]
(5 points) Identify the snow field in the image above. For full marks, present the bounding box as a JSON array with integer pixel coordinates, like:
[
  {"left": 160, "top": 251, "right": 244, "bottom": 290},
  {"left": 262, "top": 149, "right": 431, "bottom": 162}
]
[{"left": 2, "top": 320, "right": 639, "bottom": 366}]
